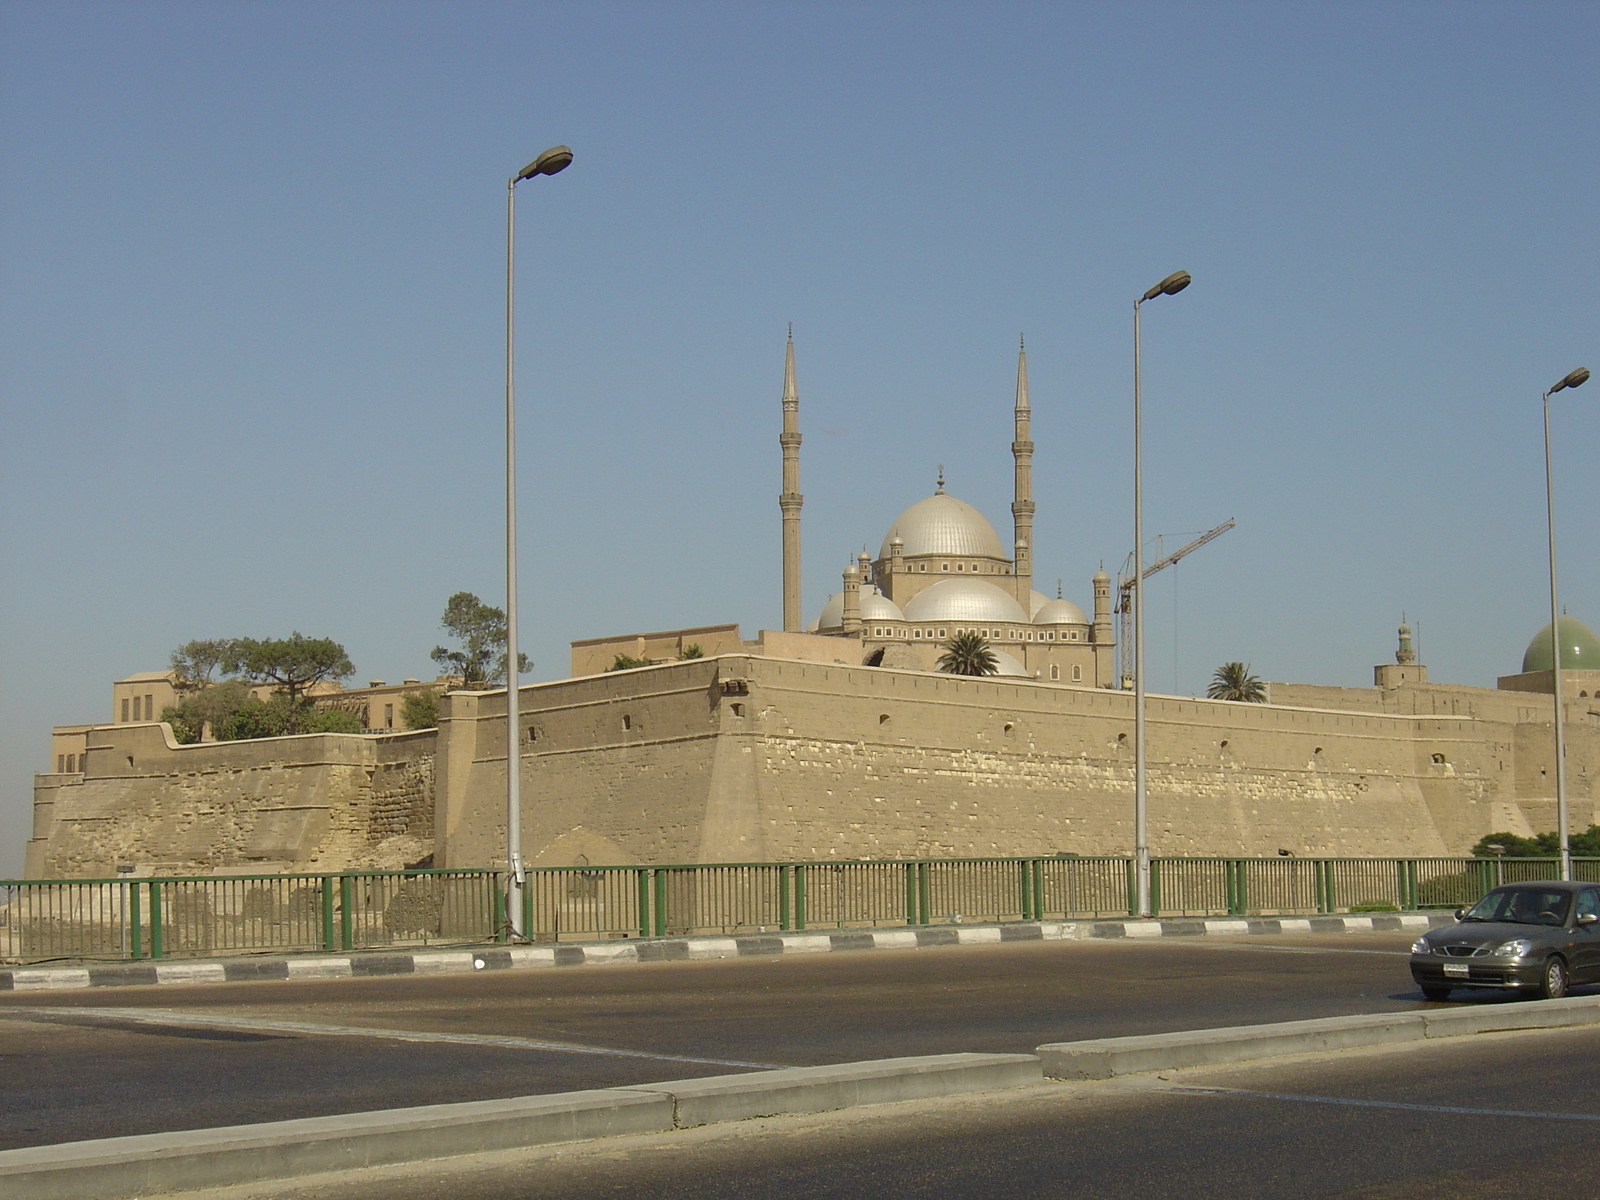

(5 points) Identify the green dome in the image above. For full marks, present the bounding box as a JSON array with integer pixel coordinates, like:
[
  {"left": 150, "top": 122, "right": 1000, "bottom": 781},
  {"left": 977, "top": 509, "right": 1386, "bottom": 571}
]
[{"left": 1521, "top": 616, "right": 1600, "bottom": 673}]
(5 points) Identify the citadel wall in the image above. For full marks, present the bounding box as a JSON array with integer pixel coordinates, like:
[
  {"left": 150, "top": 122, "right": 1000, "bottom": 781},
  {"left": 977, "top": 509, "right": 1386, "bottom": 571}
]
[
  {"left": 26, "top": 655, "right": 1598, "bottom": 879},
  {"left": 26, "top": 722, "right": 436, "bottom": 878}
]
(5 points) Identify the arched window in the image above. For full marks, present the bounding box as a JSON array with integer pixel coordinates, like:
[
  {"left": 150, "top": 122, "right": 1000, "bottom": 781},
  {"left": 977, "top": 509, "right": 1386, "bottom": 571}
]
[{"left": 1049, "top": 665, "right": 1060, "bottom": 681}]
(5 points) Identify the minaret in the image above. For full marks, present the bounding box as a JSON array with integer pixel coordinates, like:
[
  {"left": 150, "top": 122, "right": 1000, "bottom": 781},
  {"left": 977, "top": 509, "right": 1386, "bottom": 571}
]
[
  {"left": 841, "top": 559, "right": 862, "bottom": 635},
  {"left": 1011, "top": 336, "right": 1035, "bottom": 596},
  {"left": 779, "top": 327, "right": 803, "bottom": 631}
]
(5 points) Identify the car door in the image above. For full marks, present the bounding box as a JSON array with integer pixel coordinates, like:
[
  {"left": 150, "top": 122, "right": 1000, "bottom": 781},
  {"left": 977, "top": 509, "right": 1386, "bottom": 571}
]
[{"left": 1571, "top": 889, "right": 1600, "bottom": 982}]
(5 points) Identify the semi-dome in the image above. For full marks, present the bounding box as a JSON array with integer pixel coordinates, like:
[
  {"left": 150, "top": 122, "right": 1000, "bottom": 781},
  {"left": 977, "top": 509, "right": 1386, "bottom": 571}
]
[
  {"left": 1033, "top": 598, "right": 1089, "bottom": 625},
  {"left": 992, "top": 649, "right": 1030, "bottom": 677},
  {"left": 1522, "top": 616, "right": 1600, "bottom": 673},
  {"left": 815, "top": 584, "right": 904, "bottom": 631},
  {"left": 903, "top": 578, "right": 1028, "bottom": 624},
  {"left": 878, "top": 492, "right": 1007, "bottom": 560}
]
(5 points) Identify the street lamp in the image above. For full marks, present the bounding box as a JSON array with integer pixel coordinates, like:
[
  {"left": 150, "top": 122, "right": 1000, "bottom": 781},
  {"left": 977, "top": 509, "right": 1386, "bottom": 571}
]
[
  {"left": 1540, "top": 365, "right": 1589, "bottom": 882},
  {"left": 1132, "top": 270, "right": 1190, "bottom": 917},
  {"left": 505, "top": 144, "right": 572, "bottom": 939}
]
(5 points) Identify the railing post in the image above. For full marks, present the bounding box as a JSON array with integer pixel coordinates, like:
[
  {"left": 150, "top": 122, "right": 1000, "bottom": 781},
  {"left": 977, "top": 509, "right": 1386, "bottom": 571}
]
[
  {"left": 1314, "top": 860, "right": 1328, "bottom": 914},
  {"left": 1225, "top": 860, "right": 1238, "bottom": 916},
  {"left": 491, "top": 882, "right": 507, "bottom": 942},
  {"left": 778, "top": 864, "right": 791, "bottom": 931},
  {"left": 1019, "top": 859, "right": 1033, "bottom": 921},
  {"left": 652, "top": 868, "right": 666, "bottom": 937},
  {"left": 522, "top": 874, "right": 534, "bottom": 940},
  {"left": 129, "top": 880, "right": 143, "bottom": 961},
  {"left": 320, "top": 876, "right": 336, "bottom": 950},
  {"left": 339, "top": 875, "right": 354, "bottom": 952},
  {"left": 794, "top": 865, "right": 807, "bottom": 931},
  {"left": 1149, "top": 858, "right": 1161, "bottom": 918},
  {"left": 1405, "top": 860, "right": 1419, "bottom": 911},
  {"left": 636, "top": 868, "right": 651, "bottom": 937},
  {"left": 148, "top": 880, "right": 164, "bottom": 960},
  {"left": 918, "top": 862, "right": 931, "bottom": 925},
  {"left": 905, "top": 862, "right": 918, "bottom": 925},
  {"left": 1032, "top": 858, "right": 1045, "bottom": 921},
  {"left": 1126, "top": 857, "right": 1138, "bottom": 917}
]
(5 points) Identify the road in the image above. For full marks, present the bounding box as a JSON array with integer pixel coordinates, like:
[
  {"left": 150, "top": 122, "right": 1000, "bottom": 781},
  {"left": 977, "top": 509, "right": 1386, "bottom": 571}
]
[
  {"left": 1, "top": 929, "right": 1592, "bottom": 1151},
  {"left": 166, "top": 1025, "right": 1600, "bottom": 1200}
]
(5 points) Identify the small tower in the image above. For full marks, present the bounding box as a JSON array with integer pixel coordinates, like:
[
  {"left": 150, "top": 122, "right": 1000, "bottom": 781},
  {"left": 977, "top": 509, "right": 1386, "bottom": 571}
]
[
  {"left": 1375, "top": 620, "right": 1428, "bottom": 689},
  {"left": 1010, "top": 336, "right": 1035, "bottom": 597},
  {"left": 1091, "top": 568, "right": 1115, "bottom": 688},
  {"left": 779, "top": 328, "right": 804, "bottom": 632},
  {"left": 841, "top": 559, "right": 862, "bottom": 635}
]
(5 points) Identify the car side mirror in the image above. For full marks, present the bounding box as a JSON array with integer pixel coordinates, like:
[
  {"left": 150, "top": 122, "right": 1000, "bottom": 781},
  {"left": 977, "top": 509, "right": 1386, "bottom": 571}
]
[
  {"left": 1453, "top": 908, "right": 1465, "bottom": 920},
  {"left": 1579, "top": 913, "right": 1597, "bottom": 925}
]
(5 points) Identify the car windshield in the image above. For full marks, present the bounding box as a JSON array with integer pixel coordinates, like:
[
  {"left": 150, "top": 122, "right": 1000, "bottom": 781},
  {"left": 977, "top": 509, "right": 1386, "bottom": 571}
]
[{"left": 1464, "top": 889, "right": 1570, "bottom": 926}]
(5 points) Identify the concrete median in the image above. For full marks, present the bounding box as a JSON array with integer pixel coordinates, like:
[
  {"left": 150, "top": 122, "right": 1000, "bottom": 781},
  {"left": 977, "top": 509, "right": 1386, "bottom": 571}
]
[{"left": 1038, "top": 992, "right": 1600, "bottom": 1080}]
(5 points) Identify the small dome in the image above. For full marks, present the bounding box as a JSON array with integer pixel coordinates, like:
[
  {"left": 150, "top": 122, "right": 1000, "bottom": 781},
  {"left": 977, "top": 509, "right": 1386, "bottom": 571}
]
[
  {"left": 992, "top": 649, "right": 1029, "bottom": 677},
  {"left": 816, "top": 584, "right": 902, "bottom": 631},
  {"left": 1522, "top": 616, "right": 1600, "bottom": 673},
  {"left": 1034, "top": 598, "right": 1089, "bottom": 625},
  {"left": 903, "top": 578, "right": 1029, "bottom": 624},
  {"left": 1027, "top": 590, "right": 1051, "bottom": 618},
  {"left": 879, "top": 493, "right": 1007, "bottom": 560}
]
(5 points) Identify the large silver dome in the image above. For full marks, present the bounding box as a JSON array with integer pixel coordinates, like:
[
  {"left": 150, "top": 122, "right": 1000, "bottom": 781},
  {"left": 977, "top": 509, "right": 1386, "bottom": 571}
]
[
  {"left": 903, "top": 578, "right": 1028, "bottom": 624},
  {"left": 879, "top": 493, "right": 1007, "bottom": 560}
]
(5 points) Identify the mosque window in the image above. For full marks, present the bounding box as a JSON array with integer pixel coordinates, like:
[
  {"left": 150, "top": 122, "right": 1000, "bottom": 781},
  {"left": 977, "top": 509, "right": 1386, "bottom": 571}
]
[
  {"left": 956, "top": 562, "right": 964, "bottom": 571},
  {"left": 938, "top": 629, "right": 947, "bottom": 638},
  {"left": 1072, "top": 665, "right": 1082, "bottom": 682},
  {"left": 942, "top": 563, "right": 949, "bottom": 572},
  {"left": 145, "top": 694, "right": 154, "bottom": 719},
  {"left": 622, "top": 714, "right": 632, "bottom": 731},
  {"left": 1070, "top": 631, "right": 1079, "bottom": 641},
  {"left": 121, "top": 698, "right": 130, "bottom": 722},
  {"left": 971, "top": 563, "right": 978, "bottom": 572},
  {"left": 1049, "top": 665, "right": 1060, "bottom": 681},
  {"left": 918, "top": 563, "right": 927, "bottom": 572},
  {"left": 57, "top": 755, "right": 64, "bottom": 772}
]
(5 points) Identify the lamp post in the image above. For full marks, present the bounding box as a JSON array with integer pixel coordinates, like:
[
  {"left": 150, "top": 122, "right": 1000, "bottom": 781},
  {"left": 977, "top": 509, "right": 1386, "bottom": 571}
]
[
  {"left": 1132, "top": 269, "right": 1190, "bottom": 918},
  {"left": 505, "top": 144, "right": 573, "bottom": 939},
  {"left": 1540, "top": 365, "right": 1589, "bottom": 883}
]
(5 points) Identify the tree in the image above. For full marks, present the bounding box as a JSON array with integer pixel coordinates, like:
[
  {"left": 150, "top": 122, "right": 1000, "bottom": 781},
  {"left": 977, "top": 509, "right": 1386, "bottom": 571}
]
[
  {"left": 1473, "top": 826, "right": 1600, "bottom": 858},
  {"left": 223, "top": 634, "right": 354, "bottom": 731},
  {"left": 937, "top": 631, "right": 999, "bottom": 676},
  {"left": 680, "top": 644, "right": 704, "bottom": 659},
  {"left": 170, "top": 639, "right": 233, "bottom": 694},
  {"left": 402, "top": 689, "right": 440, "bottom": 730},
  {"left": 430, "top": 592, "right": 529, "bottom": 687},
  {"left": 160, "top": 679, "right": 253, "bottom": 744},
  {"left": 608, "top": 654, "right": 654, "bottom": 671},
  {"left": 1207, "top": 662, "right": 1267, "bottom": 703}
]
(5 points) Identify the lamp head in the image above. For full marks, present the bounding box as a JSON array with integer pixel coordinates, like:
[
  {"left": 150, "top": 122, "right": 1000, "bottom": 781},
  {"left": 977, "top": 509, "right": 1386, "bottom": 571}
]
[
  {"left": 1550, "top": 367, "right": 1590, "bottom": 394},
  {"left": 1141, "top": 270, "right": 1192, "bottom": 302},
  {"left": 515, "top": 145, "right": 574, "bottom": 182}
]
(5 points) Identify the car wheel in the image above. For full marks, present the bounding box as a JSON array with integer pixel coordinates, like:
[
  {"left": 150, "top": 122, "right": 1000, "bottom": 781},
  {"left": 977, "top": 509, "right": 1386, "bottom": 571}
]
[
  {"left": 1420, "top": 985, "right": 1452, "bottom": 1002},
  {"left": 1538, "top": 956, "right": 1569, "bottom": 1000}
]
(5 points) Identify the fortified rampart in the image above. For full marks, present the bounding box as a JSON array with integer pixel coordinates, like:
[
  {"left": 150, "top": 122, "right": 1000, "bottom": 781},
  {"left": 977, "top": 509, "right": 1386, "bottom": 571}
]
[{"left": 26, "top": 655, "right": 1599, "bottom": 879}]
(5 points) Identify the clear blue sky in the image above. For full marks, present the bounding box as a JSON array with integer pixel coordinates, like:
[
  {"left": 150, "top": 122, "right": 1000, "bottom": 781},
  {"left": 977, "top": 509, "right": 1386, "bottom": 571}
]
[{"left": 2, "top": 1, "right": 1595, "bottom": 875}]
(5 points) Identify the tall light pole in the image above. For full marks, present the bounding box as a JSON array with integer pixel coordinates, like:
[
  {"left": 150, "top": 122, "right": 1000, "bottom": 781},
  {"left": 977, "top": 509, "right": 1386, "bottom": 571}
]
[
  {"left": 1132, "top": 269, "right": 1190, "bottom": 918},
  {"left": 505, "top": 144, "right": 573, "bottom": 939},
  {"left": 1540, "top": 365, "right": 1589, "bottom": 883}
]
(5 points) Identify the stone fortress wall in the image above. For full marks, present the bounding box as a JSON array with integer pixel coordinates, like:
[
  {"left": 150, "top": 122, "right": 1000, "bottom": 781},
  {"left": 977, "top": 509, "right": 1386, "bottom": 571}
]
[{"left": 28, "top": 653, "right": 1598, "bottom": 879}]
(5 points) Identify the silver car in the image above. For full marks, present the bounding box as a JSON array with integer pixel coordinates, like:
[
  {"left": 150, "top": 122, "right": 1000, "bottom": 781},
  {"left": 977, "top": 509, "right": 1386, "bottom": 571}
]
[{"left": 1409, "top": 880, "right": 1600, "bottom": 1000}]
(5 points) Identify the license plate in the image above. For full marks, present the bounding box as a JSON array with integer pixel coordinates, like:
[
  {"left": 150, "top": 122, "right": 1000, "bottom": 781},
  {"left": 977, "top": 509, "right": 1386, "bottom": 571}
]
[{"left": 1443, "top": 963, "right": 1470, "bottom": 978}]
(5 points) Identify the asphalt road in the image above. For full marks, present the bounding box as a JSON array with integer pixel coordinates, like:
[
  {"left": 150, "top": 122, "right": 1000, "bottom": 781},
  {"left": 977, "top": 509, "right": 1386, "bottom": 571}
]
[
  {"left": 167, "top": 1025, "right": 1600, "bottom": 1200},
  {"left": 2, "top": 930, "right": 1593, "bottom": 1150}
]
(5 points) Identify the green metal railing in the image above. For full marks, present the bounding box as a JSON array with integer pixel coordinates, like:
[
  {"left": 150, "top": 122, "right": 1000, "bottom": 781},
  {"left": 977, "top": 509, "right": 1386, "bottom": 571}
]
[{"left": 3, "top": 856, "right": 1596, "bottom": 964}]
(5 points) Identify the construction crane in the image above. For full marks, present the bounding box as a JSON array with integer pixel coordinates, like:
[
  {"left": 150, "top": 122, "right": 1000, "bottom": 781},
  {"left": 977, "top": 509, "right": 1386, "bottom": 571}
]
[{"left": 1115, "top": 518, "right": 1235, "bottom": 689}]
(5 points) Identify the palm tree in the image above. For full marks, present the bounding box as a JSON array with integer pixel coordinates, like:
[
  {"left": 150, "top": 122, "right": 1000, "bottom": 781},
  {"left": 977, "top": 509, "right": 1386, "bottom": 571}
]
[
  {"left": 1208, "top": 661, "right": 1267, "bottom": 702},
  {"left": 937, "top": 631, "right": 999, "bottom": 677}
]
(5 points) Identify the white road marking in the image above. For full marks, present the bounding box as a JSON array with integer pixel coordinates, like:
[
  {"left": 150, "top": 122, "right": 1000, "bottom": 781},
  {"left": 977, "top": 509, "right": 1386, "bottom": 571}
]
[
  {"left": 0, "top": 1007, "right": 783, "bottom": 1070},
  {"left": 1165, "top": 1084, "right": 1600, "bottom": 1121}
]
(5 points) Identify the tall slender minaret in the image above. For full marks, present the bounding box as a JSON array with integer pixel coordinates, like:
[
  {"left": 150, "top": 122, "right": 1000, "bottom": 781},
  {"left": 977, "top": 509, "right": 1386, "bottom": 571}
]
[
  {"left": 779, "top": 327, "right": 804, "bottom": 631},
  {"left": 1011, "top": 335, "right": 1035, "bottom": 597}
]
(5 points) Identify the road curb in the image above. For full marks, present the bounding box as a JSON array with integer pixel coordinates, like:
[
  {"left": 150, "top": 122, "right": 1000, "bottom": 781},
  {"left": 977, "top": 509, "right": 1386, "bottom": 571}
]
[
  {"left": 0, "top": 1054, "right": 1040, "bottom": 1200},
  {"left": 0, "top": 912, "right": 1451, "bottom": 994},
  {"left": 1036, "top": 992, "right": 1600, "bottom": 1080}
]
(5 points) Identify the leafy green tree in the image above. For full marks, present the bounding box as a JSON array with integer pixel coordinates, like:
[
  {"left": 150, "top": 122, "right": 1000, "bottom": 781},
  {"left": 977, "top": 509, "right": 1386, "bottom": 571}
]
[
  {"left": 680, "top": 644, "right": 704, "bottom": 659},
  {"left": 160, "top": 679, "right": 254, "bottom": 744},
  {"left": 608, "top": 653, "right": 654, "bottom": 671},
  {"left": 224, "top": 634, "right": 353, "bottom": 710},
  {"left": 430, "top": 592, "right": 529, "bottom": 687},
  {"left": 1472, "top": 826, "right": 1600, "bottom": 858},
  {"left": 305, "top": 706, "right": 364, "bottom": 734},
  {"left": 937, "top": 631, "right": 998, "bottom": 676},
  {"left": 1207, "top": 662, "right": 1267, "bottom": 702},
  {"left": 402, "top": 689, "right": 441, "bottom": 730},
  {"left": 170, "top": 639, "right": 233, "bottom": 693}
]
